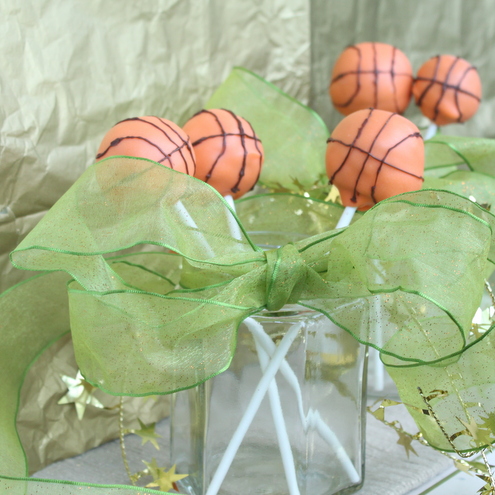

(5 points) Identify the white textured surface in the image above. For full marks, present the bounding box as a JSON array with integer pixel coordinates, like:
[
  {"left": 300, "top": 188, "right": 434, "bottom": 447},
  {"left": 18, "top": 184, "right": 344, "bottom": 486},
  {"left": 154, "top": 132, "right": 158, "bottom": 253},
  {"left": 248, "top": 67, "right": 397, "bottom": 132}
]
[
  {"left": 361, "top": 405, "right": 451, "bottom": 494},
  {"left": 34, "top": 404, "right": 461, "bottom": 494}
]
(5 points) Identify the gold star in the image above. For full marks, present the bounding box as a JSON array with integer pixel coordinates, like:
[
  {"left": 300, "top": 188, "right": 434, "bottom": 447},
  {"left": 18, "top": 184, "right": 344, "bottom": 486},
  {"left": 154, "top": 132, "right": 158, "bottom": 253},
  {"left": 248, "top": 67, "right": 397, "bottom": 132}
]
[
  {"left": 459, "top": 416, "right": 494, "bottom": 447},
  {"left": 396, "top": 430, "right": 418, "bottom": 458},
  {"left": 143, "top": 457, "right": 161, "bottom": 480},
  {"left": 135, "top": 419, "right": 162, "bottom": 450},
  {"left": 479, "top": 412, "right": 495, "bottom": 437},
  {"left": 144, "top": 459, "right": 188, "bottom": 492},
  {"left": 58, "top": 370, "right": 104, "bottom": 420}
]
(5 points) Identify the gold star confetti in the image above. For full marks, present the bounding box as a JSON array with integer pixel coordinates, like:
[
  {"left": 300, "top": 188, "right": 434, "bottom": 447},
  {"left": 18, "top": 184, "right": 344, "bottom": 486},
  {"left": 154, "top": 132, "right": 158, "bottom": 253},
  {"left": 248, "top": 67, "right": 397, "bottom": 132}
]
[
  {"left": 396, "top": 429, "right": 418, "bottom": 458},
  {"left": 324, "top": 183, "right": 342, "bottom": 204},
  {"left": 368, "top": 388, "right": 495, "bottom": 491},
  {"left": 58, "top": 370, "right": 104, "bottom": 420},
  {"left": 144, "top": 459, "right": 188, "bottom": 492},
  {"left": 135, "top": 419, "right": 162, "bottom": 450},
  {"left": 458, "top": 416, "right": 494, "bottom": 447},
  {"left": 143, "top": 457, "right": 161, "bottom": 480},
  {"left": 479, "top": 412, "right": 495, "bottom": 440}
]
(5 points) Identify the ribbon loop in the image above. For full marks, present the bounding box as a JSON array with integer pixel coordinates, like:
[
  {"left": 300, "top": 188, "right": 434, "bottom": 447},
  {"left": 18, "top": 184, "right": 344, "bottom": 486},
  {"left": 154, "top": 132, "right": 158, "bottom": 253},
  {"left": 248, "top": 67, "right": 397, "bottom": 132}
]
[{"left": 264, "top": 243, "right": 307, "bottom": 311}]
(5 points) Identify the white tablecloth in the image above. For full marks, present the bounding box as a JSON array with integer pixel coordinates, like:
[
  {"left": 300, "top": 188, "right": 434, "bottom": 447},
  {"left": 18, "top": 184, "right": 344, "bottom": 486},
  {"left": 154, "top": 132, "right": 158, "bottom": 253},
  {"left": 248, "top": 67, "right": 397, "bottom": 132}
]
[{"left": 34, "top": 403, "right": 453, "bottom": 494}]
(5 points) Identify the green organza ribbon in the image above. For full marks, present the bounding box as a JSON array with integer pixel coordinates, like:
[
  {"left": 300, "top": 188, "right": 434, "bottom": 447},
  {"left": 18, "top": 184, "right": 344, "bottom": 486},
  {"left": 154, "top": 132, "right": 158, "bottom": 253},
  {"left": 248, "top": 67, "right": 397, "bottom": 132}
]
[
  {"left": 9, "top": 156, "right": 495, "bottom": 456},
  {"left": 423, "top": 134, "right": 495, "bottom": 209},
  {"left": 204, "top": 67, "right": 330, "bottom": 191},
  {"left": 0, "top": 271, "right": 167, "bottom": 494},
  {"left": 5, "top": 68, "right": 495, "bottom": 492}
]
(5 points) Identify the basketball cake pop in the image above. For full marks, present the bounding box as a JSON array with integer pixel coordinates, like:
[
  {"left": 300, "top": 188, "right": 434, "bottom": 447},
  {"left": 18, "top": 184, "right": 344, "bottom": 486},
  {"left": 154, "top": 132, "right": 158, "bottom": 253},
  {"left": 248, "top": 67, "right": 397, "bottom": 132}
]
[
  {"left": 329, "top": 42, "right": 414, "bottom": 116},
  {"left": 183, "top": 108, "right": 264, "bottom": 199},
  {"left": 412, "top": 55, "right": 482, "bottom": 126},
  {"left": 94, "top": 116, "right": 197, "bottom": 205},
  {"left": 96, "top": 116, "right": 196, "bottom": 175},
  {"left": 326, "top": 108, "right": 424, "bottom": 211}
]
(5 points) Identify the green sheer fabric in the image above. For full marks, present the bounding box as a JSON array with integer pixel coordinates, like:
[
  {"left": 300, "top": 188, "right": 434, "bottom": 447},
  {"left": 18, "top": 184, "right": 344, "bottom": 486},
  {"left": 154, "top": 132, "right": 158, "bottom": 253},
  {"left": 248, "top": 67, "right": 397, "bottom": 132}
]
[
  {"left": 0, "top": 271, "right": 168, "bottom": 494},
  {"left": 0, "top": 476, "right": 161, "bottom": 495},
  {"left": 425, "top": 135, "right": 495, "bottom": 176},
  {"left": 5, "top": 68, "right": 495, "bottom": 492},
  {"left": 206, "top": 67, "right": 330, "bottom": 190},
  {"left": 422, "top": 135, "right": 495, "bottom": 213},
  {"left": 9, "top": 156, "right": 495, "bottom": 455}
]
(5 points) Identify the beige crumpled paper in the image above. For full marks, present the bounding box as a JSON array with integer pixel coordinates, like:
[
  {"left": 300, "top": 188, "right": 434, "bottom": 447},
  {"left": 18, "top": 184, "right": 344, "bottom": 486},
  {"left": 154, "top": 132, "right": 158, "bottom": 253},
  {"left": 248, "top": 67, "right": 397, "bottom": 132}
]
[
  {"left": 16, "top": 333, "right": 170, "bottom": 474},
  {"left": 0, "top": 0, "right": 311, "bottom": 293},
  {"left": 4, "top": 0, "right": 495, "bottom": 478},
  {"left": 1, "top": 0, "right": 311, "bottom": 472}
]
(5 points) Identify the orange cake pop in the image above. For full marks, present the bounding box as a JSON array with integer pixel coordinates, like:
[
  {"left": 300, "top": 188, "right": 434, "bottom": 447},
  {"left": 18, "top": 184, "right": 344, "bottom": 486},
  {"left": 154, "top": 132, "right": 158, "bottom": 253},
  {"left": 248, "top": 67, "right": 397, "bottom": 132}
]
[
  {"left": 412, "top": 55, "right": 482, "bottom": 126},
  {"left": 326, "top": 108, "right": 424, "bottom": 211},
  {"left": 96, "top": 116, "right": 196, "bottom": 175},
  {"left": 183, "top": 108, "right": 264, "bottom": 199},
  {"left": 329, "top": 42, "right": 413, "bottom": 116}
]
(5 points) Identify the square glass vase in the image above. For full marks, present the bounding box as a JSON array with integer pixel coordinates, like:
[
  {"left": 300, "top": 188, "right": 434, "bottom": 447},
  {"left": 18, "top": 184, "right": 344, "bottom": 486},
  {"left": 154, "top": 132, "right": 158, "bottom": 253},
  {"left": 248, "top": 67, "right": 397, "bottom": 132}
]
[{"left": 170, "top": 304, "right": 368, "bottom": 495}]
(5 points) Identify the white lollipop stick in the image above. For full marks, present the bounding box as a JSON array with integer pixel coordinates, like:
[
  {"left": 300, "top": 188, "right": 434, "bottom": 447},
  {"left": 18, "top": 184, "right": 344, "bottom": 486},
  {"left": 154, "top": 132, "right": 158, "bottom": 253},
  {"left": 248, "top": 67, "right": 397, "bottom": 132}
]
[
  {"left": 335, "top": 204, "right": 387, "bottom": 396},
  {"left": 174, "top": 200, "right": 215, "bottom": 258},
  {"left": 250, "top": 320, "right": 300, "bottom": 495},
  {"left": 224, "top": 195, "right": 243, "bottom": 241},
  {"left": 249, "top": 319, "right": 360, "bottom": 484},
  {"left": 423, "top": 122, "right": 438, "bottom": 140},
  {"left": 205, "top": 321, "right": 303, "bottom": 495},
  {"left": 335, "top": 206, "right": 357, "bottom": 229},
  {"left": 370, "top": 347, "right": 384, "bottom": 392}
]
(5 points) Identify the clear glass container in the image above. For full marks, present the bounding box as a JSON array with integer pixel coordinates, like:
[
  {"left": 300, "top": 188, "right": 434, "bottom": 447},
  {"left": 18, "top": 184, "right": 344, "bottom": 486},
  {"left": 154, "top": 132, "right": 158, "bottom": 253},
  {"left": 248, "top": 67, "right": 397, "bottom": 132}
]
[{"left": 170, "top": 304, "right": 368, "bottom": 495}]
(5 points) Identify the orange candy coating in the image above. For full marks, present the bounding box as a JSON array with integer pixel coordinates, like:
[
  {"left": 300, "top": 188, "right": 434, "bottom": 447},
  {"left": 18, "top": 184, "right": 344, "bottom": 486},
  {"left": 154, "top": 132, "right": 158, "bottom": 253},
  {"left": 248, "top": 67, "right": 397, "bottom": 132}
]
[
  {"left": 183, "top": 109, "right": 264, "bottom": 199},
  {"left": 329, "top": 42, "right": 413, "bottom": 116},
  {"left": 326, "top": 109, "right": 424, "bottom": 211},
  {"left": 96, "top": 116, "right": 196, "bottom": 175},
  {"left": 412, "top": 55, "right": 482, "bottom": 126}
]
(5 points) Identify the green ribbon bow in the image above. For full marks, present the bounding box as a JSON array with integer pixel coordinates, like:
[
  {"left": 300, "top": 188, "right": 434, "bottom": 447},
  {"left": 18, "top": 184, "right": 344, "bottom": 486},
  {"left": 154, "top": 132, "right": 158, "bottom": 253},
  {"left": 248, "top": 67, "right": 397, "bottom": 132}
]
[
  {"left": 5, "top": 69, "right": 495, "bottom": 493},
  {"left": 9, "top": 156, "right": 495, "bottom": 456}
]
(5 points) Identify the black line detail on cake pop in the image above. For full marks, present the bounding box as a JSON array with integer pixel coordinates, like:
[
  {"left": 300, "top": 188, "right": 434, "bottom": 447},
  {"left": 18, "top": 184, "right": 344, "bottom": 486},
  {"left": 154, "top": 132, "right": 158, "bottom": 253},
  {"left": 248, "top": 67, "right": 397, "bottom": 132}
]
[
  {"left": 391, "top": 46, "right": 399, "bottom": 113},
  {"left": 370, "top": 133, "right": 423, "bottom": 203},
  {"left": 331, "top": 44, "right": 362, "bottom": 108},
  {"left": 433, "top": 57, "right": 458, "bottom": 123},
  {"left": 119, "top": 117, "right": 193, "bottom": 171},
  {"left": 454, "top": 65, "right": 479, "bottom": 122},
  {"left": 97, "top": 136, "right": 175, "bottom": 168},
  {"left": 415, "top": 75, "right": 480, "bottom": 99},
  {"left": 415, "top": 56, "right": 481, "bottom": 124},
  {"left": 156, "top": 117, "right": 196, "bottom": 175},
  {"left": 228, "top": 109, "right": 248, "bottom": 194},
  {"left": 96, "top": 117, "right": 194, "bottom": 172},
  {"left": 196, "top": 110, "right": 227, "bottom": 183},
  {"left": 330, "top": 43, "right": 413, "bottom": 111},
  {"left": 352, "top": 109, "right": 395, "bottom": 203},
  {"left": 241, "top": 118, "right": 264, "bottom": 191},
  {"left": 327, "top": 107, "right": 374, "bottom": 186},
  {"left": 189, "top": 109, "right": 263, "bottom": 195},
  {"left": 373, "top": 42, "right": 378, "bottom": 109},
  {"left": 327, "top": 109, "right": 424, "bottom": 205}
]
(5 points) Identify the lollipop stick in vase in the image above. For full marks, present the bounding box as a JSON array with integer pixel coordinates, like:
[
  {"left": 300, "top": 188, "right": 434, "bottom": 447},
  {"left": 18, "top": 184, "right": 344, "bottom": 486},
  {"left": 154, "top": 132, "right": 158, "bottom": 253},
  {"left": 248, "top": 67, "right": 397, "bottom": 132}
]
[
  {"left": 205, "top": 321, "right": 303, "bottom": 495},
  {"left": 184, "top": 108, "right": 300, "bottom": 492},
  {"left": 326, "top": 108, "right": 425, "bottom": 391},
  {"left": 223, "top": 194, "right": 243, "bottom": 241},
  {"left": 247, "top": 318, "right": 300, "bottom": 495},
  {"left": 248, "top": 317, "right": 360, "bottom": 483},
  {"left": 412, "top": 55, "right": 482, "bottom": 141}
]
